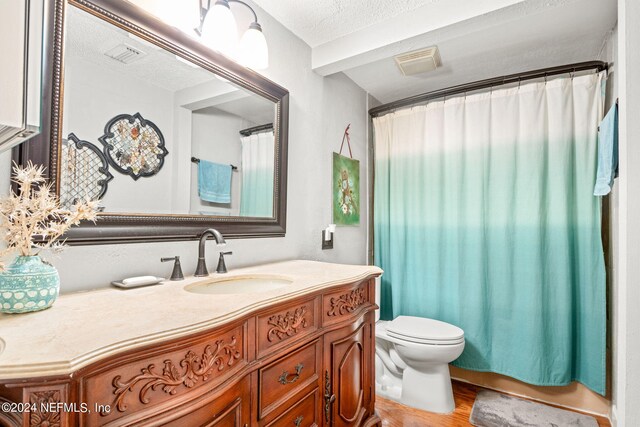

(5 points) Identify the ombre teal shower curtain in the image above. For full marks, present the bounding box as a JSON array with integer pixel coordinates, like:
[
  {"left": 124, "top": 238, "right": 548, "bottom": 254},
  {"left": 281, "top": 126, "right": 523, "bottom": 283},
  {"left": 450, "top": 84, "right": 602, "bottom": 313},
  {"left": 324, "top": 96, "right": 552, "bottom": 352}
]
[
  {"left": 240, "top": 130, "right": 275, "bottom": 217},
  {"left": 373, "top": 74, "right": 606, "bottom": 394}
]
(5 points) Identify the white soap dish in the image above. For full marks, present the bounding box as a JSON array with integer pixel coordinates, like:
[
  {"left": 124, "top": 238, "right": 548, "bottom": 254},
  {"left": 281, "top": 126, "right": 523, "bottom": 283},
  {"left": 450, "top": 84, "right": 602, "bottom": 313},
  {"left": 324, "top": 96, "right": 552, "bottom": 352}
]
[{"left": 111, "top": 276, "right": 164, "bottom": 289}]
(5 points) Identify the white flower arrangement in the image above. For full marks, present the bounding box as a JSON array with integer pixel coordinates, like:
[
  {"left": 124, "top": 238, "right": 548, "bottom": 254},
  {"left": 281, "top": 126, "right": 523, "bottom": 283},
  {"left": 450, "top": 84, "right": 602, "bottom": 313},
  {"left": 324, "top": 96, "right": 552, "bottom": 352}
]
[{"left": 0, "top": 162, "right": 98, "bottom": 270}]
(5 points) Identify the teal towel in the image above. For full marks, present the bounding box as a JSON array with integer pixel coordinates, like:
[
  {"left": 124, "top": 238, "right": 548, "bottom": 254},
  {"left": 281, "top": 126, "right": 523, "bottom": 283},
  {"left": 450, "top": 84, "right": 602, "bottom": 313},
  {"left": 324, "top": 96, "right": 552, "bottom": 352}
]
[
  {"left": 198, "top": 160, "right": 232, "bottom": 203},
  {"left": 594, "top": 103, "right": 618, "bottom": 196}
]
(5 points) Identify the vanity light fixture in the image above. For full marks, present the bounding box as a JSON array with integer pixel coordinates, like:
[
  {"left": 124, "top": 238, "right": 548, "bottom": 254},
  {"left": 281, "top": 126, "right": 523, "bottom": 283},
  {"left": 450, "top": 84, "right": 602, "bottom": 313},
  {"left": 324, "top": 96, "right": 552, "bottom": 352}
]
[{"left": 195, "top": 0, "right": 269, "bottom": 70}]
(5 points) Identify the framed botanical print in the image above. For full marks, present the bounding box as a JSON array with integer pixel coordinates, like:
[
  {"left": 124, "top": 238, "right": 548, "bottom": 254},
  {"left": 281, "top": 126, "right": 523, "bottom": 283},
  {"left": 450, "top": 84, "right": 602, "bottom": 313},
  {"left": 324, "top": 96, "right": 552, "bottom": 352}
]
[{"left": 332, "top": 152, "right": 360, "bottom": 225}]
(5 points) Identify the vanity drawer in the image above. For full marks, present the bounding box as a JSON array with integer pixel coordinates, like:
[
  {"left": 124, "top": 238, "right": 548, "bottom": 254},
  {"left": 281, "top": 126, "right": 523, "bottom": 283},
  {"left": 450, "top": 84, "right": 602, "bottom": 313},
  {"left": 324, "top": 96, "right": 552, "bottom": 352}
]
[
  {"left": 258, "top": 339, "right": 321, "bottom": 419},
  {"left": 264, "top": 388, "right": 320, "bottom": 427},
  {"left": 80, "top": 323, "right": 247, "bottom": 426},
  {"left": 159, "top": 376, "right": 250, "bottom": 427},
  {"left": 257, "top": 297, "right": 318, "bottom": 357},
  {"left": 323, "top": 280, "right": 372, "bottom": 324}
]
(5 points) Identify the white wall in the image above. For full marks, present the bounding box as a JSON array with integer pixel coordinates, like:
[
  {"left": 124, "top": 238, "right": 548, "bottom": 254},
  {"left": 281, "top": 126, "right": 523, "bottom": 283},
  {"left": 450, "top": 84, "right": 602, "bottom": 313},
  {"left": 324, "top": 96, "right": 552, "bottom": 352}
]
[
  {"left": 599, "top": 23, "right": 619, "bottom": 423},
  {"left": 62, "top": 54, "right": 176, "bottom": 214},
  {"left": 612, "top": 0, "right": 640, "bottom": 425},
  {"left": 0, "top": 2, "right": 26, "bottom": 128},
  {"left": 0, "top": 1, "right": 369, "bottom": 292},
  {"left": 0, "top": 152, "right": 11, "bottom": 201}
]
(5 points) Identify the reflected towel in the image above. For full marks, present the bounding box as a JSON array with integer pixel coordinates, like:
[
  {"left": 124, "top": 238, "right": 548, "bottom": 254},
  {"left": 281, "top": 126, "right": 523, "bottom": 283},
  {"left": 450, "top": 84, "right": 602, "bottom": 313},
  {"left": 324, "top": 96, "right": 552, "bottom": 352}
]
[
  {"left": 198, "top": 160, "right": 232, "bottom": 203},
  {"left": 594, "top": 103, "right": 618, "bottom": 196}
]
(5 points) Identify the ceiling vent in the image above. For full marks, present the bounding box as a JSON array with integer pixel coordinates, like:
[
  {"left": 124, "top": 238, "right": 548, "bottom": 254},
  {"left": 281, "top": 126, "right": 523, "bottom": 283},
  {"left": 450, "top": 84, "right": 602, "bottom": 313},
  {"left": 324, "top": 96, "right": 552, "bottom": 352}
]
[
  {"left": 104, "top": 43, "right": 146, "bottom": 64},
  {"left": 394, "top": 46, "right": 441, "bottom": 76}
]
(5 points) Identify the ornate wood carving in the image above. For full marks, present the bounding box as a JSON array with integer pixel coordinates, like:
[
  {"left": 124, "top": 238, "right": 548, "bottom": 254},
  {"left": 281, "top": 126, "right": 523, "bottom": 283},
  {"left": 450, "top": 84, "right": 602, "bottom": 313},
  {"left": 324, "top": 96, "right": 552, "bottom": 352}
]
[
  {"left": 267, "top": 306, "right": 309, "bottom": 342},
  {"left": 327, "top": 288, "right": 366, "bottom": 316},
  {"left": 104, "top": 336, "right": 241, "bottom": 415},
  {"left": 28, "top": 390, "right": 62, "bottom": 427}
]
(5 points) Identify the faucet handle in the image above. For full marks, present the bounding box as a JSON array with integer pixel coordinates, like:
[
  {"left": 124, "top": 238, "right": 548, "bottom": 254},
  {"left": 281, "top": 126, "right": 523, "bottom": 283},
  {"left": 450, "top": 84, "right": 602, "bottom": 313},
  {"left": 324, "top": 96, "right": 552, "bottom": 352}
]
[
  {"left": 161, "top": 256, "right": 184, "bottom": 281},
  {"left": 216, "top": 251, "right": 233, "bottom": 274}
]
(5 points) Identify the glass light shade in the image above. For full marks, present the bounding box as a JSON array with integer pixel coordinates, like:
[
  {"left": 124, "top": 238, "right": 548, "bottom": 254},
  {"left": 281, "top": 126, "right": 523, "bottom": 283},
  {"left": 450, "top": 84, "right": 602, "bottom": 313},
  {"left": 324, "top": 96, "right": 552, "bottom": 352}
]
[
  {"left": 201, "top": 1, "right": 238, "bottom": 58},
  {"left": 239, "top": 24, "right": 269, "bottom": 70},
  {"left": 154, "top": 1, "right": 199, "bottom": 35}
]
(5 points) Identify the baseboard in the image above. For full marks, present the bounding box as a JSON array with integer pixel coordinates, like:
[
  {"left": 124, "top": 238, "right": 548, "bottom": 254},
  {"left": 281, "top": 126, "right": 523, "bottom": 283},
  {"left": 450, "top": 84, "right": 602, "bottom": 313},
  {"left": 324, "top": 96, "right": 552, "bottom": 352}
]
[{"left": 451, "top": 375, "right": 610, "bottom": 419}]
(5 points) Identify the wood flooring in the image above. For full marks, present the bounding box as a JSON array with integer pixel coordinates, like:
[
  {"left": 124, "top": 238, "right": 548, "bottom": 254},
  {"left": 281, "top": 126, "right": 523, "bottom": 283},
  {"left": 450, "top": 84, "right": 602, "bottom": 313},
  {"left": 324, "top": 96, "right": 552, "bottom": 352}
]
[{"left": 375, "top": 381, "right": 611, "bottom": 427}]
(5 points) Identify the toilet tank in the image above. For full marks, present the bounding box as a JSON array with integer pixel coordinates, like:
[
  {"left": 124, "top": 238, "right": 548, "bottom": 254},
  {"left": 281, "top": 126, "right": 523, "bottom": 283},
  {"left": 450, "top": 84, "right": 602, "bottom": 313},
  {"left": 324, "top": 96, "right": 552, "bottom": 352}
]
[{"left": 375, "top": 276, "right": 381, "bottom": 322}]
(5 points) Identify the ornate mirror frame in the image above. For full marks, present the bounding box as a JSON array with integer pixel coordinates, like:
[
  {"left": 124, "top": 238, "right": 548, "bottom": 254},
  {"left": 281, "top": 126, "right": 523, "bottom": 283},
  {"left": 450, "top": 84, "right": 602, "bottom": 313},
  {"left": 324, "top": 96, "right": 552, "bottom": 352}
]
[{"left": 12, "top": 0, "right": 289, "bottom": 244}]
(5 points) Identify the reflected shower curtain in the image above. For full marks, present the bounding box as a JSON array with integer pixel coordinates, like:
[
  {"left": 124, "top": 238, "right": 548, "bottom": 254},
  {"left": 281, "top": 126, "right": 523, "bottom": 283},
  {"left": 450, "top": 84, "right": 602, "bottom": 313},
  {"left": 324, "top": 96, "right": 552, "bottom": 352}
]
[
  {"left": 373, "top": 74, "right": 606, "bottom": 394},
  {"left": 240, "top": 130, "right": 275, "bottom": 217}
]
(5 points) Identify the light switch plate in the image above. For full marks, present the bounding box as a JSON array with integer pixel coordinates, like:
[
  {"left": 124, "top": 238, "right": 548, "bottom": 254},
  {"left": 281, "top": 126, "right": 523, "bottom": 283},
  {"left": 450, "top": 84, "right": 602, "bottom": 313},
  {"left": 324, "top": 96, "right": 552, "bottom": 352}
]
[{"left": 322, "top": 231, "right": 334, "bottom": 250}]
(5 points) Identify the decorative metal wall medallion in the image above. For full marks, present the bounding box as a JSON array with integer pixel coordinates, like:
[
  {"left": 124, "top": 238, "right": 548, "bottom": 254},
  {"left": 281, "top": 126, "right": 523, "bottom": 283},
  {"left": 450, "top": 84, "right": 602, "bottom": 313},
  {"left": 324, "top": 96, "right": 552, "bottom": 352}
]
[
  {"left": 103, "top": 337, "right": 241, "bottom": 415},
  {"left": 267, "top": 306, "right": 309, "bottom": 342},
  {"left": 99, "top": 112, "right": 168, "bottom": 180},
  {"left": 327, "top": 287, "right": 366, "bottom": 317},
  {"left": 60, "top": 133, "right": 113, "bottom": 209}
]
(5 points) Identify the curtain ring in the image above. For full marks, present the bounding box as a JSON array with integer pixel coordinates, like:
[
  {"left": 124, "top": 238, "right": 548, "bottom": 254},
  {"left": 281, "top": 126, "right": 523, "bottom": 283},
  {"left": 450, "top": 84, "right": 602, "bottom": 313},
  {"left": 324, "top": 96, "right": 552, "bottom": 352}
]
[
  {"left": 518, "top": 77, "right": 521, "bottom": 90},
  {"left": 570, "top": 70, "right": 575, "bottom": 80}
]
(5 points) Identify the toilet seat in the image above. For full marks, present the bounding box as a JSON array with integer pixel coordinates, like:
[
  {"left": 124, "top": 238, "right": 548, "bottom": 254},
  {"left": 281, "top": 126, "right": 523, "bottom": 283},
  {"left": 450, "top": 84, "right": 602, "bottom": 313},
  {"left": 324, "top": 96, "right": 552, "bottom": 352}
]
[{"left": 386, "top": 316, "right": 464, "bottom": 346}]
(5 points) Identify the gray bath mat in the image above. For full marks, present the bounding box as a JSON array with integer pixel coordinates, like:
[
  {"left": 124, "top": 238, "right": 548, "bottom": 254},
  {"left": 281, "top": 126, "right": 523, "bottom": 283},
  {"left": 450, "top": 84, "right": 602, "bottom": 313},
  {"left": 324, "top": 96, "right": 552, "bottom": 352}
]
[{"left": 470, "top": 390, "right": 599, "bottom": 427}]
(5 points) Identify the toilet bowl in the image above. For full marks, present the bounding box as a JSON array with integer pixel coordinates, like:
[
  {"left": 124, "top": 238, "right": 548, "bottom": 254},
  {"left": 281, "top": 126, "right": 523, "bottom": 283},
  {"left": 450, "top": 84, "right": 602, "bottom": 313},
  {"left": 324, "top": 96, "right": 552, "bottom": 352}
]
[{"left": 375, "top": 278, "right": 465, "bottom": 413}]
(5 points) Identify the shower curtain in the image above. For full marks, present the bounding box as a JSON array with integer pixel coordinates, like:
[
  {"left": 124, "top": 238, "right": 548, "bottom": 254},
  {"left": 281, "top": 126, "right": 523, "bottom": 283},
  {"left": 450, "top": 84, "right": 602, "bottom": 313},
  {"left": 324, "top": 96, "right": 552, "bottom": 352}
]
[
  {"left": 240, "top": 130, "right": 275, "bottom": 217},
  {"left": 373, "top": 73, "right": 606, "bottom": 394}
]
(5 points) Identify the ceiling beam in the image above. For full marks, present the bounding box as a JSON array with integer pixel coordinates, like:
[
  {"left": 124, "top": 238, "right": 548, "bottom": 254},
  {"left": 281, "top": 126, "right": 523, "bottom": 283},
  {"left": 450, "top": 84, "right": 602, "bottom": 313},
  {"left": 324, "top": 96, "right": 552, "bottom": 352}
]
[{"left": 311, "top": 0, "right": 531, "bottom": 76}]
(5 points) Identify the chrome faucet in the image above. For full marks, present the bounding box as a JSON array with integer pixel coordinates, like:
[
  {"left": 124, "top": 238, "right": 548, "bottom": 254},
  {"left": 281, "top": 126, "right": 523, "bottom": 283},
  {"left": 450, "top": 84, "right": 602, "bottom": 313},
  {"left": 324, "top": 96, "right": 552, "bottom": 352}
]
[{"left": 194, "top": 228, "right": 226, "bottom": 277}]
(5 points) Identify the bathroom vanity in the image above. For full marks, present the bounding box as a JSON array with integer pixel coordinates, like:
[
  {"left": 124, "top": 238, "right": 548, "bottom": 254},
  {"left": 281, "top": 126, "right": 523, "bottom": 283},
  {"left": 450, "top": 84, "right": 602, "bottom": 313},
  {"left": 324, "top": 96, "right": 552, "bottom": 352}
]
[{"left": 0, "top": 261, "right": 382, "bottom": 427}]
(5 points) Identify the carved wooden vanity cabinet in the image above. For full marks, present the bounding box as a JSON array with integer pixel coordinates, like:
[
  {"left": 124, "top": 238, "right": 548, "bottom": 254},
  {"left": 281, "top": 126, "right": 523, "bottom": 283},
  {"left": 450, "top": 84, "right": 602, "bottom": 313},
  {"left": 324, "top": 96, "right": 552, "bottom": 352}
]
[{"left": 0, "top": 275, "right": 381, "bottom": 427}]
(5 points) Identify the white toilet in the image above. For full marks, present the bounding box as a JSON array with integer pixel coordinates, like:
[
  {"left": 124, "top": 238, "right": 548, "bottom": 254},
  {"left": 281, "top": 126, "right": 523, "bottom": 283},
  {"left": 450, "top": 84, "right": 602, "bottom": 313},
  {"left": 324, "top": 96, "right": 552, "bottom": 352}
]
[{"left": 374, "top": 279, "right": 465, "bottom": 413}]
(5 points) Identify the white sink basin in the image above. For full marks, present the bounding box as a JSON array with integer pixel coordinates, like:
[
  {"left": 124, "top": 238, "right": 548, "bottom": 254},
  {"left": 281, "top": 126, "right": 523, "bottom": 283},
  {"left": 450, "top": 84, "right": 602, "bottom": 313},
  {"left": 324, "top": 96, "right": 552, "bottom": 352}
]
[{"left": 184, "top": 275, "right": 293, "bottom": 295}]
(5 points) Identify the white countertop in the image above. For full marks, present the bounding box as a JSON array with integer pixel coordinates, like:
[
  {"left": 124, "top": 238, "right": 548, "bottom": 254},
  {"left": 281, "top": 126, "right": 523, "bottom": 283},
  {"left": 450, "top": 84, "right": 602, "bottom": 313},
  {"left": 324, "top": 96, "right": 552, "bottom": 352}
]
[{"left": 0, "top": 260, "right": 382, "bottom": 380}]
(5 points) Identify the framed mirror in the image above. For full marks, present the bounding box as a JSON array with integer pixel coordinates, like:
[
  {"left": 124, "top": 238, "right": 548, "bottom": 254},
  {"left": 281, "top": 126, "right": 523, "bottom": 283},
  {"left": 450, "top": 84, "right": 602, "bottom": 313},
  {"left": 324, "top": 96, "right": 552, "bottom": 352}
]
[{"left": 13, "top": 0, "right": 289, "bottom": 244}]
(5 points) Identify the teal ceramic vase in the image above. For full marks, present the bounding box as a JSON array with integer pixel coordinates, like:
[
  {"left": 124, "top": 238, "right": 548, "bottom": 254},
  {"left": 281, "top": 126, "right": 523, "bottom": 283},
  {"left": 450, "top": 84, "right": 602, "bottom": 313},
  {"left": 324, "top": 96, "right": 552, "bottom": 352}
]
[{"left": 0, "top": 256, "right": 60, "bottom": 314}]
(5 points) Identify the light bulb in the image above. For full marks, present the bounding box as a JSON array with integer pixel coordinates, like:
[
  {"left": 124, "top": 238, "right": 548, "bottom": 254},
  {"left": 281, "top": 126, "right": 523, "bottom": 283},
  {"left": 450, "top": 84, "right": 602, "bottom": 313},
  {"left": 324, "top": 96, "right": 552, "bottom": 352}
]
[
  {"left": 154, "top": 1, "right": 199, "bottom": 35},
  {"left": 201, "top": 0, "right": 238, "bottom": 58},
  {"left": 239, "top": 22, "right": 269, "bottom": 70}
]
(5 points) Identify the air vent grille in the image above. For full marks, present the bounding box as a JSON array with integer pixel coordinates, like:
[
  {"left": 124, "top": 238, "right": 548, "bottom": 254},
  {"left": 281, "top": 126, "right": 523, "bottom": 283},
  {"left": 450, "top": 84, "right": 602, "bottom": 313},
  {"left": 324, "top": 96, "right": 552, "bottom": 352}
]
[
  {"left": 394, "top": 46, "right": 441, "bottom": 76},
  {"left": 104, "top": 43, "right": 146, "bottom": 64}
]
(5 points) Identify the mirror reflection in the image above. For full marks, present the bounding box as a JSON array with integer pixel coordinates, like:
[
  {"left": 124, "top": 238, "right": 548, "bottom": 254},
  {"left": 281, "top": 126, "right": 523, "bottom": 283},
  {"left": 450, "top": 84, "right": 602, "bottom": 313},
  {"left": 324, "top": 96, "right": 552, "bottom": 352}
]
[{"left": 60, "top": 6, "right": 277, "bottom": 217}]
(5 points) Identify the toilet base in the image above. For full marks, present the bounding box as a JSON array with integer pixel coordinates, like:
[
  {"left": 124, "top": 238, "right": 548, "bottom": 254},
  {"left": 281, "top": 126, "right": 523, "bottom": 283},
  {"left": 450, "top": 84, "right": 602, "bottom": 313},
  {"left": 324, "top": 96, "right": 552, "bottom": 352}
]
[
  {"left": 375, "top": 352, "right": 403, "bottom": 402},
  {"left": 375, "top": 377, "right": 402, "bottom": 401},
  {"left": 401, "top": 364, "right": 455, "bottom": 414}
]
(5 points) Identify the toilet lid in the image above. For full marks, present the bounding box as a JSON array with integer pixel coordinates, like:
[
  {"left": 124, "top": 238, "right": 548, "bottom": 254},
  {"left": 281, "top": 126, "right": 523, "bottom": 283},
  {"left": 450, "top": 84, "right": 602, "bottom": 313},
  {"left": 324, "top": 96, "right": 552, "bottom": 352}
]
[{"left": 387, "top": 316, "right": 464, "bottom": 343}]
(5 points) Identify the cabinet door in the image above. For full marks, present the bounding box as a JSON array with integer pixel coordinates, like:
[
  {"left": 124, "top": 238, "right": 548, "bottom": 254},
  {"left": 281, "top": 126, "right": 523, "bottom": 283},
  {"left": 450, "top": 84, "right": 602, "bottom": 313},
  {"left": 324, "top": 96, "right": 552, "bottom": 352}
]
[{"left": 323, "top": 318, "right": 371, "bottom": 427}]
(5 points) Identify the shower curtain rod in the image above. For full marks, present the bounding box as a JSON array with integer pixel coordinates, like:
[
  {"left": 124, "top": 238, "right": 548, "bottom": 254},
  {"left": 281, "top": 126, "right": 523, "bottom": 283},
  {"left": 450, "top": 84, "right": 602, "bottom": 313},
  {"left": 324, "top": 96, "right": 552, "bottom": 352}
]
[
  {"left": 369, "top": 60, "right": 609, "bottom": 118},
  {"left": 239, "top": 123, "right": 273, "bottom": 136}
]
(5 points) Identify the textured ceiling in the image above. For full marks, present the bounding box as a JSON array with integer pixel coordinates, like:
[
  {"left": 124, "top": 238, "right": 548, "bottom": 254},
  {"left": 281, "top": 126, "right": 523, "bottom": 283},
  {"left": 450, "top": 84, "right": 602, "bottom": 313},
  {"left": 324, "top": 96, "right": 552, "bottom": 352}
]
[
  {"left": 197, "top": 96, "right": 276, "bottom": 125},
  {"left": 66, "top": 6, "right": 215, "bottom": 92},
  {"left": 65, "top": 6, "right": 274, "bottom": 120},
  {"left": 252, "top": 0, "right": 616, "bottom": 104},
  {"left": 69, "top": 0, "right": 616, "bottom": 107},
  {"left": 343, "top": 0, "right": 617, "bottom": 103},
  {"left": 251, "top": 0, "right": 439, "bottom": 47}
]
